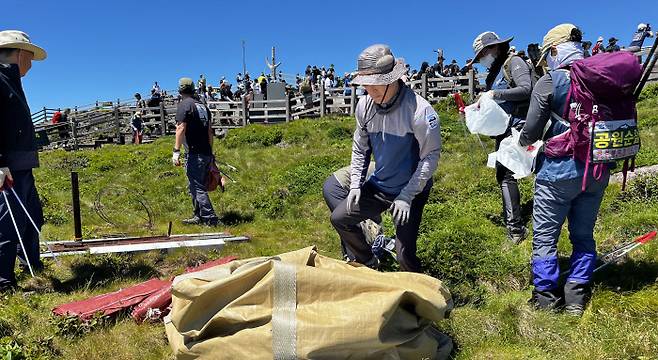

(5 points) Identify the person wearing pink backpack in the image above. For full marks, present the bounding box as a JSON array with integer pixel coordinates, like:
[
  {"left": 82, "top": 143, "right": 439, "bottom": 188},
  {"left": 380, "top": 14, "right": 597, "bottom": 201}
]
[{"left": 518, "top": 24, "right": 642, "bottom": 316}]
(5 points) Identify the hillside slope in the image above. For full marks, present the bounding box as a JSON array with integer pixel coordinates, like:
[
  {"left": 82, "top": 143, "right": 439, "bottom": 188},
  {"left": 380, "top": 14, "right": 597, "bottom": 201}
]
[{"left": 2, "top": 86, "right": 658, "bottom": 359}]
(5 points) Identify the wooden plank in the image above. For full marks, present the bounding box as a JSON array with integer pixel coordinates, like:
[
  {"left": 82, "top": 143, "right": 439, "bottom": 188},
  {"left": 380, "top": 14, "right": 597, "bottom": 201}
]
[
  {"left": 248, "top": 115, "right": 287, "bottom": 120},
  {"left": 250, "top": 107, "right": 287, "bottom": 112}
]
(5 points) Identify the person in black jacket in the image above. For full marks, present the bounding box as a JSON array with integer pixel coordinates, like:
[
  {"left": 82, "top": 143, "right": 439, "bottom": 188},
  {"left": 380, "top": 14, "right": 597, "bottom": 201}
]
[
  {"left": 0, "top": 30, "right": 47, "bottom": 292},
  {"left": 468, "top": 31, "right": 535, "bottom": 244}
]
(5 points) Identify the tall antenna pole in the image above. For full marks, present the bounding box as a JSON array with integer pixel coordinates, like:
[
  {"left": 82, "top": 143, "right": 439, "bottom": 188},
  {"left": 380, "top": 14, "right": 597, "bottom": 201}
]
[
  {"left": 242, "top": 40, "right": 246, "bottom": 76},
  {"left": 272, "top": 47, "right": 276, "bottom": 80}
]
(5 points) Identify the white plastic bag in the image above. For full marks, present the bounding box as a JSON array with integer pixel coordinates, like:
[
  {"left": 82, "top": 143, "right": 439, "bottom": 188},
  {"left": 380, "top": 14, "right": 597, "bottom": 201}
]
[
  {"left": 464, "top": 96, "right": 510, "bottom": 136},
  {"left": 492, "top": 129, "right": 543, "bottom": 179}
]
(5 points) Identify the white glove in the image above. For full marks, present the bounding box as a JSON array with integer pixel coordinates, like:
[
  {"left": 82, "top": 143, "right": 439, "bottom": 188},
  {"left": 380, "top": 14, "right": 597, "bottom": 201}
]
[
  {"left": 0, "top": 167, "right": 12, "bottom": 191},
  {"left": 390, "top": 199, "right": 411, "bottom": 226},
  {"left": 346, "top": 188, "right": 361, "bottom": 214},
  {"left": 172, "top": 150, "right": 181, "bottom": 166}
]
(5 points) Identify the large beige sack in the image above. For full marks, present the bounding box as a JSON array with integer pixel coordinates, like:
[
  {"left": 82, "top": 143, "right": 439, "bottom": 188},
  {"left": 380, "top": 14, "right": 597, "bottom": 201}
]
[{"left": 165, "top": 246, "right": 453, "bottom": 359}]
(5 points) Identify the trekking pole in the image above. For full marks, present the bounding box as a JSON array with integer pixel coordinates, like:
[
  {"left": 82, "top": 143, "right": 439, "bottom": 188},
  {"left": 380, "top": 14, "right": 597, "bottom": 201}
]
[
  {"left": 8, "top": 187, "right": 59, "bottom": 263},
  {"left": 558, "top": 231, "right": 657, "bottom": 277},
  {"left": 217, "top": 161, "right": 237, "bottom": 172},
  {"left": 593, "top": 230, "right": 657, "bottom": 273},
  {"left": 1, "top": 190, "right": 35, "bottom": 277}
]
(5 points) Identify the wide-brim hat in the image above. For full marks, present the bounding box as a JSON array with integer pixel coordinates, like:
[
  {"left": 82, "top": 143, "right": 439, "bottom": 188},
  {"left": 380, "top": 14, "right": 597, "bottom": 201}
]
[
  {"left": 351, "top": 44, "right": 407, "bottom": 86},
  {"left": 0, "top": 30, "right": 47, "bottom": 60},
  {"left": 467, "top": 31, "right": 513, "bottom": 66}
]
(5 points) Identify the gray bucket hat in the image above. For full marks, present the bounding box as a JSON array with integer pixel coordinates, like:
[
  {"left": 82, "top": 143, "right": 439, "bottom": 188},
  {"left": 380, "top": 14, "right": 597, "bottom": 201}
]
[
  {"left": 351, "top": 44, "right": 407, "bottom": 86},
  {"left": 467, "top": 31, "right": 513, "bottom": 66}
]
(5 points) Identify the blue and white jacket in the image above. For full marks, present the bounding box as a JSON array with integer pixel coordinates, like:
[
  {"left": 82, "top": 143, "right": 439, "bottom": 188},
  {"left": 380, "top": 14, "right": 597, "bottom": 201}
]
[{"left": 350, "top": 85, "right": 441, "bottom": 204}]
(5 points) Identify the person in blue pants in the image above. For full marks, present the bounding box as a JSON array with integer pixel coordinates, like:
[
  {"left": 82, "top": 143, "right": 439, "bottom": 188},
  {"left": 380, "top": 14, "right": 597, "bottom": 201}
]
[{"left": 519, "top": 24, "right": 609, "bottom": 316}]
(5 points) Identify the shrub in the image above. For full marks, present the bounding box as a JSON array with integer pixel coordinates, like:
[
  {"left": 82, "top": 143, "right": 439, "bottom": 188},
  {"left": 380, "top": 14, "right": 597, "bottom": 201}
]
[
  {"left": 278, "top": 155, "right": 343, "bottom": 197},
  {"left": 283, "top": 126, "right": 311, "bottom": 144},
  {"left": 417, "top": 198, "right": 527, "bottom": 305},
  {"left": 252, "top": 187, "right": 288, "bottom": 218},
  {"left": 223, "top": 125, "right": 283, "bottom": 148},
  {"left": 618, "top": 174, "right": 658, "bottom": 203},
  {"left": 326, "top": 124, "right": 353, "bottom": 140},
  {"left": 638, "top": 83, "right": 658, "bottom": 103}
]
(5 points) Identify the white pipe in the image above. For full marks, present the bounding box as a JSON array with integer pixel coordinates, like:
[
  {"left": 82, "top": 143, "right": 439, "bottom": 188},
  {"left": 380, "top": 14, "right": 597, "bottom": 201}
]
[{"left": 9, "top": 187, "right": 58, "bottom": 262}]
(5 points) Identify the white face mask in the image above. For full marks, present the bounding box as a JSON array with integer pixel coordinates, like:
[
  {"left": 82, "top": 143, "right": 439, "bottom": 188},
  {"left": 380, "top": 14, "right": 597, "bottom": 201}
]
[
  {"left": 546, "top": 52, "right": 559, "bottom": 71},
  {"left": 546, "top": 42, "right": 584, "bottom": 71},
  {"left": 479, "top": 53, "right": 496, "bottom": 69}
]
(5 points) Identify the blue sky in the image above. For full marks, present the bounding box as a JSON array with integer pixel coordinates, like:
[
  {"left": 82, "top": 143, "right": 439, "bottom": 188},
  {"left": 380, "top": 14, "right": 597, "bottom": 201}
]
[{"left": 5, "top": 0, "right": 657, "bottom": 111}]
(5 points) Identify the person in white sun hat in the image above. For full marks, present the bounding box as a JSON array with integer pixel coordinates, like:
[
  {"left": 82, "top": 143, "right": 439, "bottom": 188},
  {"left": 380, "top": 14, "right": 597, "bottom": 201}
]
[{"left": 0, "top": 30, "right": 47, "bottom": 292}]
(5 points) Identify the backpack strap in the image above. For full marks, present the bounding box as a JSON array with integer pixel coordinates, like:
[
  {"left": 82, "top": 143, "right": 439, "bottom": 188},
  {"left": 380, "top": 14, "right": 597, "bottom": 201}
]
[
  {"left": 503, "top": 55, "right": 537, "bottom": 88},
  {"left": 502, "top": 55, "right": 515, "bottom": 86}
]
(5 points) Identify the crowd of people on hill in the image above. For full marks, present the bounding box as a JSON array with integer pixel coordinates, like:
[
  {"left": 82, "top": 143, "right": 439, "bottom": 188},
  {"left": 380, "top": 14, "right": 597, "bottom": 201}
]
[{"left": 127, "top": 23, "right": 653, "bottom": 110}]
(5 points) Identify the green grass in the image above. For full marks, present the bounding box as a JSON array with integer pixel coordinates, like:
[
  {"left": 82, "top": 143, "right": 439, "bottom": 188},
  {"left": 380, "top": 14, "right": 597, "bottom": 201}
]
[{"left": 2, "top": 86, "right": 658, "bottom": 359}]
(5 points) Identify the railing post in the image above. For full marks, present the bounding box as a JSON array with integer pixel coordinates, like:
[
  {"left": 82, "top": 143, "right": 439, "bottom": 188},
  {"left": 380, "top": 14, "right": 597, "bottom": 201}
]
[
  {"left": 114, "top": 103, "right": 121, "bottom": 143},
  {"left": 421, "top": 73, "right": 428, "bottom": 99},
  {"left": 320, "top": 81, "right": 326, "bottom": 117},
  {"left": 468, "top": 69, "right": 476, "bottom": 99},
  {"left": 241, "top": 95, "right": 249, "bottom": 126},
  {"left": 70, "top": 110, "right": 78, "bottom": 150},
  {"left": 159, "top": 102, "right": 166, "bottom": 135},
  {"left": 350, "top": 85, "right": 357, "bottom": 116},
  {"left": 285, "top": 92, "right": 291, "bottom": 123},
  {"left": 71, "top": 172, "right": 83, "bottom": 241}
]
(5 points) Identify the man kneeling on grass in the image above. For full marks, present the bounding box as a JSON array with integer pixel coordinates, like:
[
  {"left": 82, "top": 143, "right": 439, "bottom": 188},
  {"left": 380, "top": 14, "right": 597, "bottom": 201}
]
[
  {"left": 330, "top": 44, "right": 441, "bottom": 272},
  {"left": 172, "top": 77, "right": 220, "bottom": 226}
]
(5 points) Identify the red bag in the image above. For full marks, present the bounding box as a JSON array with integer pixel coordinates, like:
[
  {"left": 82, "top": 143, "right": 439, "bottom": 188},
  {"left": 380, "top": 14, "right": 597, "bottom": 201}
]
[
  {"left": 54, "top": 257, "right": 238, "bottom": 322},
  {"left": 206, "top": 157, "right": 224, "bottom": 192},
  {"left": 52, "top": 278, "right": 170, "bottom": 320},
  {"left": 129, "top": 256, "right": 238, "bottom": 323},
  {"left": 130, "top": 281, "right": 173, "bottom": 323}
]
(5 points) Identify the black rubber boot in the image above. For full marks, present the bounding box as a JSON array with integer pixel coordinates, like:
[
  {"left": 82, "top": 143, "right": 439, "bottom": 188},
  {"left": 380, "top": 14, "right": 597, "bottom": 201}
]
[
  {"left": 501, "top": 180, "right": 526, "bottom": 244},
  {"left": 529, "top": 288, "right": 563, "bottom": 311},
  {"left": 564, "top": 281, "right": 592, "bottom": 317}
]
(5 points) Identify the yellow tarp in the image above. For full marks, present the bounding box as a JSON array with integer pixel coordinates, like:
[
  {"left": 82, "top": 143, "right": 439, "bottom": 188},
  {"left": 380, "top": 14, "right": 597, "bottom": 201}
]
[{"left": 165, "top": 246, "right": 453, "bottom": 359}]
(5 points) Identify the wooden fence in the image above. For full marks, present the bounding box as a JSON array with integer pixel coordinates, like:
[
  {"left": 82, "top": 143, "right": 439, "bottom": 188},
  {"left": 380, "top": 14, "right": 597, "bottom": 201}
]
[
  {"left": 31, "top": 45, "right": 658, "bottom": 151},
  {"left": 33, "top": 71, "right": 483, "bottom": 150}
]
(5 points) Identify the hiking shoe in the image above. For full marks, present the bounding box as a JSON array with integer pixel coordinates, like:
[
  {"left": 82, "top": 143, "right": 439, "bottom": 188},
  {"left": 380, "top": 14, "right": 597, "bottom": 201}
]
[
  {"left": 203, "top": 218, "right": 222, "bottom": 227},
  {"left": 528, "top": 289, "right": 563, "bottom": 311},
  {"left": 364, "top": 256, "right": 380, "bottom": 270},
  {"left": 0, "top": 283, "right": 17, "bottom": 294},
  {"left": 564, "top": 281, "right": 591, "bottom": 317},
  {"left": 507, "top": 226, "right": 527, "bottom": 245},
  {"left": 564, "top": 303, "right": 585, "bottom": 317},
  {"left": 181, "top": 216, "right": 202, "bottom": 225}
]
